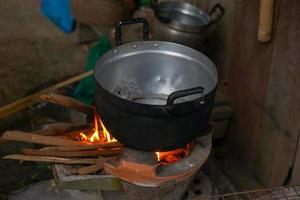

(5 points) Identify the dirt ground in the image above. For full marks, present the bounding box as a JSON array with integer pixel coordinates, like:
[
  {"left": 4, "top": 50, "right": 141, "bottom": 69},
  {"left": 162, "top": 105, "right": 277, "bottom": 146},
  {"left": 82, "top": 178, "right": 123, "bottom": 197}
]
[{"left": 0, "top": 0, "right": 87, "bottom": 195}]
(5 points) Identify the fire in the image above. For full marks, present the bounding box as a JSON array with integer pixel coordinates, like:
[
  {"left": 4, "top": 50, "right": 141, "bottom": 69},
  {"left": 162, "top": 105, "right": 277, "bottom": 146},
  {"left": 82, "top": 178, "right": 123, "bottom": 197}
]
[
  {"left": 79, "top": 115, "right": 117, "bottom": 143},
  {"left": 155, "top": 143, "right": 192, "bottom": 165}
]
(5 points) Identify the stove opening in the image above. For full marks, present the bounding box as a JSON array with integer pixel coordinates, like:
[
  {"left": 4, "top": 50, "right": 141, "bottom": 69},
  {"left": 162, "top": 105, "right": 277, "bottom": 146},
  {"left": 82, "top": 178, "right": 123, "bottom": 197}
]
[{"left": 155, "top": 143, "right": 193, "bottom": 165}]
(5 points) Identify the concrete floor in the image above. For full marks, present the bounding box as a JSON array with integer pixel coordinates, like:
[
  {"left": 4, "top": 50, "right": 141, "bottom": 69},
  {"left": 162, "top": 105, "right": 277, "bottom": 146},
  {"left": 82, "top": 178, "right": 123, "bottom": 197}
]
[{"left": 0, "top": 0, "right": 86, "bottom": 195}]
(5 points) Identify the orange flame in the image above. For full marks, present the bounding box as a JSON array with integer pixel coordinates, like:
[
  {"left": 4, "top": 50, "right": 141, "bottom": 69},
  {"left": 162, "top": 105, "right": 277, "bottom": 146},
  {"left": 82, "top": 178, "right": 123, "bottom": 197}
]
[
  {"left": 155, "top": 143, "right": 192, "bottom": 165},
  {"left": 79, "top": 115, "right": 116, "bottom": 143}
]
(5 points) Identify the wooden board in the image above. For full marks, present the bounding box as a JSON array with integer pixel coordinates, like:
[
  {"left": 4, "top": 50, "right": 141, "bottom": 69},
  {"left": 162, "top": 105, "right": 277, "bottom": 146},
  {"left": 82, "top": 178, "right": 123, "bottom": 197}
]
[
  {"left": 224, "top": 0, "right": 300, "bottom": 186},
  {"left": 256, "top": 0, "right": 300, "bottom": 186},
  {"left": 226, "top": 0, "right": 275, "bottom": 168},
  {"left": 290, "top": 136, "right": 300, "bottom": 185}
]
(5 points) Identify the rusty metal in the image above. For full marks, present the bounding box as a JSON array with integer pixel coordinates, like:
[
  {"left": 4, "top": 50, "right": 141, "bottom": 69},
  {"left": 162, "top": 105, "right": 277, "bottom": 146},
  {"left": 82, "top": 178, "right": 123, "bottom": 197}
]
[{"left": 104, "top": 134, "right": 212, "bottom": 187}]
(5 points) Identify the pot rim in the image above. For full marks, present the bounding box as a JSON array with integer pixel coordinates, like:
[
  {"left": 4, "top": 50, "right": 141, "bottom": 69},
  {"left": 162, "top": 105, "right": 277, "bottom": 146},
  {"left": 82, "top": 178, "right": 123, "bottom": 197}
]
[
  {"left": 94, "top": 41, "right": 218, "bottom": 108},
  {"left": 157, "top": 1, "right": 211, "bottom": 33}
]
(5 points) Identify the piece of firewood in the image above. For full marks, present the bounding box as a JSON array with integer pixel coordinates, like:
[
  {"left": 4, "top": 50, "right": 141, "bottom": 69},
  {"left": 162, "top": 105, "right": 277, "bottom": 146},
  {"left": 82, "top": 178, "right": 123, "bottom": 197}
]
[
  {"left": 3, "top": 154, "right": 109, "bottom": 165},
  {"left": 31, "top": 123, "right": 91, "bottom": 136},
  {"left": 76, "top": 163, "right": 104, "bottom": 175},
  {"left": 0, "top": 70, "right": 93, "bottom": 119},
  {"left": 60, "top": 128, "right": 92, "bottom": 139},
  {"left": 22, "top": 148, "right": 122, "bottom": 158},
  {"left": 39, "top": 142, "right": 123, "bottom": 151},
  {"left": 40, "top": 93, "right": 94, "bottom": 116},
  {"left": 1, "top": 131, "right": 83, "bottom": 146}
]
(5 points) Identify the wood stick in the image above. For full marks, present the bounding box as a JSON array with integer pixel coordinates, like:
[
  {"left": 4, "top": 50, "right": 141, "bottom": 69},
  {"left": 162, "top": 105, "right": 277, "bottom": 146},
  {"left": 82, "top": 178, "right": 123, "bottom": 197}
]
[
  {"left": 22, "top": 148, "right": 122, "bottom": 158},
  {"left": 0, "top": 70, "right": 93, "bottom": 119},
  {"left": 39, "top": 142, "right": 123, "bottom": 151},
  {"left": 60, "top": 128, "right": 92, "bottom": 139},
  {"left": 3, "top": 154, "right": 107, "bottom": 165},
  {"left": 1, "top": 130, "right": 123, "bottom": 149},
  {"left": 77, "top": 163, "right": 104, "bottom": 175},
  {"left": 31, "top": 123, "right": 91, "bottom": 136},
  {"left": 40, "top": 93, "right": 94, "bottom": 116},
  {"left": 258, "top": 0, "right": 274, "bottom": 42},
  {"left": 1, "top": 131, "right": 84, "bottom": 146}
]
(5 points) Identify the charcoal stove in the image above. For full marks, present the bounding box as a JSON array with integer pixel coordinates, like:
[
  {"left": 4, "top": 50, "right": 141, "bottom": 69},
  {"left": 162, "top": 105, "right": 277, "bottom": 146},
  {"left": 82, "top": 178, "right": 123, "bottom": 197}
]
[
  {"left": 27, "top": 93, "right": 214, "bottom": 199},
  {"left": 105, "top": 134, "right": 212, "bottom": 200},
  {"left": 52, "top": 129, "right": 213, "bottom": 200}
]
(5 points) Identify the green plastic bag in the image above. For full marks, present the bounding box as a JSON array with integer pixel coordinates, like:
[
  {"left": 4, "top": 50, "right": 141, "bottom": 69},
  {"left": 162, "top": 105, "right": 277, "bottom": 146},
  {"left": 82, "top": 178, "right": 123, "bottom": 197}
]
[{"left": 72, "top": 36, "right": 112, "bottom": 105}]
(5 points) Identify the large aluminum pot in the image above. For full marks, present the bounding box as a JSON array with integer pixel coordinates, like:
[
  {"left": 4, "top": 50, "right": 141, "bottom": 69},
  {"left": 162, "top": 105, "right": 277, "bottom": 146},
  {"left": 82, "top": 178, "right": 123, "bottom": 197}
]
[
  {"left": 94, "top": 18, "right": 218, "bottom": 151},
  {"left": 152, "top": 0, "right": 225, "bottom": 50}
]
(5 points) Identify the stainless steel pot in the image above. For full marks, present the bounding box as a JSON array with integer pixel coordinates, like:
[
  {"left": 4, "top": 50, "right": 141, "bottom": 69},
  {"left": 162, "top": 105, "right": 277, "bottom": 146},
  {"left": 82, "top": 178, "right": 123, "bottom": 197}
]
[
  {"left": 94, "top": 18, "right": 218, "bottom": 151},
  {"left": 152, "top": 1, "right": 225, "bottom": 50}
]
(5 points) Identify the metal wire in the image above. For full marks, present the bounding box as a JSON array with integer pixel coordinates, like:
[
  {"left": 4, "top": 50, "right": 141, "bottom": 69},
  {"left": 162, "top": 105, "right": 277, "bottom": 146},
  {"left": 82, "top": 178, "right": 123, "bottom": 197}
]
[{"left": 210, "top": 185, "right": 300, "bottom": 200}]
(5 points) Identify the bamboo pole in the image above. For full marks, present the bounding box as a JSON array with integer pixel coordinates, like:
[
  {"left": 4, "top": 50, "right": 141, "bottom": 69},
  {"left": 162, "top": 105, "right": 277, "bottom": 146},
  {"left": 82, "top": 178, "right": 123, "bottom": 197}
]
[{"left": 258, "top": 0, "right": 274, "bottom": 42}]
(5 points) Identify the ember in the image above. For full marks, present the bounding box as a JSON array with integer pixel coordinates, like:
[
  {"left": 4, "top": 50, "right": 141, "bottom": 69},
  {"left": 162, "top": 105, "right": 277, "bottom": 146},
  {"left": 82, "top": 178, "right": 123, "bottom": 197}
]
[
  {"left": 155, "top": 143, "right": 193, "bottom": 165},
  {"left": 78, "top": 115, "right": 117, "bottom": 143}
]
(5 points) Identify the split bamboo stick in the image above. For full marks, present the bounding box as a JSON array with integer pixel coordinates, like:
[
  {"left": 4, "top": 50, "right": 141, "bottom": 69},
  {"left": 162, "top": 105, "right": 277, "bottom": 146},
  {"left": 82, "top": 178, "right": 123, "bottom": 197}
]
[
  {"left": 22, "top": 148, "right": 122, "bottom": 158},
  {"left": 1, "top": 131, "right": 83, "bottom": 146},
  {"left": 39, "top": 142, "right": 123, "bottom": 151},
  {"left": 31, "top": 123, "right": 91, "bottom": 136},
  {"left": 39, "top": 93, "right": 94, "bottom": 116},
  {"left": 3, "top": 154, "right": 108, "bottom": 165}
]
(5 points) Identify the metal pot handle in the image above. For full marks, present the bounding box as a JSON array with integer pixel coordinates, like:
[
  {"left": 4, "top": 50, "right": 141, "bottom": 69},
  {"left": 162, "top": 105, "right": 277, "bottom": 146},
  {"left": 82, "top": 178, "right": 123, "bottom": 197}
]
[
  {"left": 115, "top": 18, "right": 150, "bottom": 46},
  {"left": 207, "top": 4, "right": 225, "bottom": 26},
  {"left": 150, "top": 0, "right": 172, "bottom": 23},
  {"left": 166, "top": 87, "right": 205, "bottom": 110}
]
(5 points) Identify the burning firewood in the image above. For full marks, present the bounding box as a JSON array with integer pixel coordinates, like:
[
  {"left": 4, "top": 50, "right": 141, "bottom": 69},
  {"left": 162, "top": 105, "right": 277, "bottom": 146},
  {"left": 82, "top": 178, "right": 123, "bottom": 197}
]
[
  {"left": 0, "top": 102, "right": 124, "bottom": 175},
  {"left": 1, "top": 130, "right": 123, "bottom": 149},
  {"left": 22, "top": 148, "right": 122, "bottom": 158},
  {"left": 39, "top": 93, "right": 94, "bottom": 116},
  {"left": 1, "top": 131, "right": 84, "bottom": 146},
  {"left": 39, "top": 142, "right": 123, "bottom": 151},
  {"left": 3, "top": 154, "right": 111, "bottom": 165}
]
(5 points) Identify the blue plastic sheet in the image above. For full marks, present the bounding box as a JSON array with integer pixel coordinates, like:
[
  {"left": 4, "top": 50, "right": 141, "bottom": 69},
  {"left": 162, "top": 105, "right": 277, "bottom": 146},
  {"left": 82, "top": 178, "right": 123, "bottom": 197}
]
[{"left": 40, "top": 0, "right": 75, "bottom": 33}]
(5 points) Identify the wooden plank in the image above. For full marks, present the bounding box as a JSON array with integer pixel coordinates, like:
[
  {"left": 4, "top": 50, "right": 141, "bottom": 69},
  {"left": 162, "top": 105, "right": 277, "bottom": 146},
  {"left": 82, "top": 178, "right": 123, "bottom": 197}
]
[
  {"left": 290, "top": 135, "right": 300, "bottom": 185},
  {"left": 226, "top": 0, "right": 274, "bottom": 169},
  {"left": 255, "top": 0, "right": 300, "bottom": 186}
]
